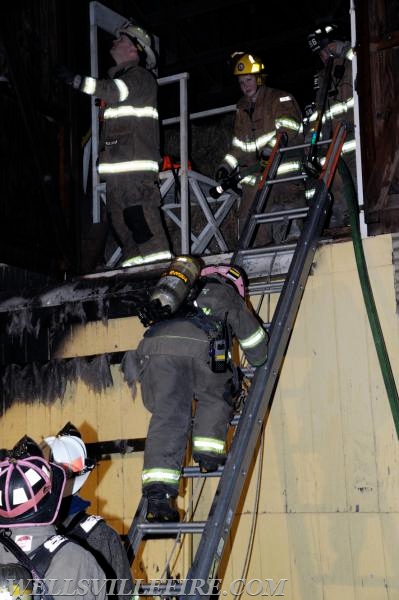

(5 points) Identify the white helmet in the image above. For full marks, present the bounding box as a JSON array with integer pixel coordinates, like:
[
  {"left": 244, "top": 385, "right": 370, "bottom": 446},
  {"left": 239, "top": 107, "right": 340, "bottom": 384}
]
[
  {"left": 116, "top": 23, "right": 157, "bottom": 70},
  {"left": 43, "top": 434, "right": 94, "bottom": 495}
]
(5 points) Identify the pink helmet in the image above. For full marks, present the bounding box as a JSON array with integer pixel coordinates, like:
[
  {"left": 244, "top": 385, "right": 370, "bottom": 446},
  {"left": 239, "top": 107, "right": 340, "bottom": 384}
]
[
  {"left": 0, "top": 456, "right": 65, "bottom": 527},
  {"left": 200, "top": 264, "right": 246, "bottom": 297}
]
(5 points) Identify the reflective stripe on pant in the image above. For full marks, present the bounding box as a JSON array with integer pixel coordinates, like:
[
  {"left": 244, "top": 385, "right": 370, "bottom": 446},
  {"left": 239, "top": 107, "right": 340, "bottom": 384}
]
[{"left": 139, "top": 354, "right": 233, "bottom": 492}]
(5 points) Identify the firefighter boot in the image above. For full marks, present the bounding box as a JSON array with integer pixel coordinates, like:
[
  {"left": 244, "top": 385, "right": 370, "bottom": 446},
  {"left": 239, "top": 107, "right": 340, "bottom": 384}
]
[
  {"left": 145, "top": 490, "right": 180, "bottom": 523},
  {"left": 193, "top": 452, "right": 227, "bottom": 474}
]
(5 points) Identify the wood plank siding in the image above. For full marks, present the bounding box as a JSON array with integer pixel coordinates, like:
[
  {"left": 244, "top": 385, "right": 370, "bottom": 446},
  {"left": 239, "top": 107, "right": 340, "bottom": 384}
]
[{"left": 1, "top": 233, "right": 399, "bottom": 597}]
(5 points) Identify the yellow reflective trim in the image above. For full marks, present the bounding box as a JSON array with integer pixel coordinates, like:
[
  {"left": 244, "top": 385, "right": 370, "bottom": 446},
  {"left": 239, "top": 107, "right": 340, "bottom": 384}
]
[
  {"left": 81, "top": 76, "right": 97, "bottom": 95},
  {"left": 192, "top": 437, "right": 225, "bottom": 453},
  {"left": 275, "top": 117, "right": 301, "bottom": 132},
  {"left": 98, "top": 160, "right": 159, "bottom": 174},
  {"left": 276, "top": 161, "right": 302, "bottom": 175},
  {"left": 142, "top": 468, "right": 180, "bottom": 484},
  {"left": 240, "top": 326, "right": 266, "bottom": 349},
  {"left": 103, "top": 106, "right": 159, "bottom": 120},
  {"left": 232, "top": 131, "right": 276, "bottom": 153},
  {"left": 224, "top": 154, "right": 239, "bottom": 169},
  {"left": 114, "top": 78, "right": 129, "bottom": 102},
  {"left": 240, "top": 174, "right": 257, "bottom": 186},
  {"left": 342, "top": 139, "right": 356, "bottom": 154}
]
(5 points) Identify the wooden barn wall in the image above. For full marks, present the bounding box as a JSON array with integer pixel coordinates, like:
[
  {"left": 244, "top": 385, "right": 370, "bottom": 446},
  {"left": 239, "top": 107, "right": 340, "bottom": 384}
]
[
  {"left": 1, "top": 233, "right": 399, "bottom": 597},
  {"left": 358, "top": 0, "right": 399, "bottom": 233}
]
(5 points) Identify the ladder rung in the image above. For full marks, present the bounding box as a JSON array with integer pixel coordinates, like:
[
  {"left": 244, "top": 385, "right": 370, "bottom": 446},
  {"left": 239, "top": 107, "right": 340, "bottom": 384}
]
[
  {"left": 248, "top": 280, "right": 285, "bottom": 295},
  {"left": 238, "top": 243, "right": 297, "bottom": 259},
  {"left": 251, "top": 207, "right": 309, "bottom": 224},
  {"left": 182, "top": 465, "right": 223, "bottom": 477},
  {"left": 137, "top": 521, "right": 206, "bottom": 535}
]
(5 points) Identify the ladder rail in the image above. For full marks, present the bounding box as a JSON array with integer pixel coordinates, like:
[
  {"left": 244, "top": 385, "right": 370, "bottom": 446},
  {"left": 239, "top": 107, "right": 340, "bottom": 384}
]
[
  {"left": 233, "top": 131, "right": 288, "bottom": 254},
  {"left": 183, "top": 122, "right": 347, "bottom": 598}
]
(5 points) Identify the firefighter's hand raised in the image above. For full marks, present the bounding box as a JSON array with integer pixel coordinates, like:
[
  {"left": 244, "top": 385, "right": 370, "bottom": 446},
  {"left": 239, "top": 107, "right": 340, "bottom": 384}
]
[{"left": 53, "top": 65, "right": 81, "bottom": 89}]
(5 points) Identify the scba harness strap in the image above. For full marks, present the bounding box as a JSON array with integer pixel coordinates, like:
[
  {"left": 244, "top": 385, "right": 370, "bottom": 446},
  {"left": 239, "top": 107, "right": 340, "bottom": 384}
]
[
  {"left": 29, "top": 535, "right": 69, "bottom": 578},
  {"left": 62, "top": 514, "right": 104, "bottom": 541},
  {"left": 0, "top": 531, "right": 70, "bottom": 600}
]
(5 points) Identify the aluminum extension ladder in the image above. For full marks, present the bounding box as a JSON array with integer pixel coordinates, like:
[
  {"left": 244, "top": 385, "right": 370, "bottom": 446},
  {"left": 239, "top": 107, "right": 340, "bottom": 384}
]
[{"left": 125, "top": 122, "right": 348, "bottom": 598}]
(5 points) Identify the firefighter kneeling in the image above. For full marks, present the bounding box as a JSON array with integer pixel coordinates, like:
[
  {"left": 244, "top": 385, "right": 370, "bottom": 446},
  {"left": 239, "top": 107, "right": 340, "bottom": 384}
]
[{"left": 136, "top": 256, "right": 269, "bottom": 522}]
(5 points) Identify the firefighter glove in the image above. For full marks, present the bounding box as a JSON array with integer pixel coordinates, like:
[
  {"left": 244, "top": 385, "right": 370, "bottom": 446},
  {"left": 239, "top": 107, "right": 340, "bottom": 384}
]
[
  {"left": 54, "top": 65, "right": 81, "bottom": 89},
  {"left": 215, "top": 166, "right": 229, "bottom": 182}
]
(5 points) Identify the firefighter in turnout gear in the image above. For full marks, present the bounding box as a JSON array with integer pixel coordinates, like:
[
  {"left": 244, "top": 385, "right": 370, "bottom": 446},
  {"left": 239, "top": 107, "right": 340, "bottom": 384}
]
[
  {"left": 306, "top": 23, "right": 356, "bottom": 230},
  {"left": 136, "top": 258, "right": 268, "bottom": 522},
  {"left": 216, "top": 52, "right": 305, "bottom": 246},
  {"left": 42, "top": 423, "right": 134, "bottom": 600},
  {"left": 0, "top": 450, "right": 108, "bottom": 600},
  {"left": 55, "top": 22, "right": 172, "bottom": 268}
]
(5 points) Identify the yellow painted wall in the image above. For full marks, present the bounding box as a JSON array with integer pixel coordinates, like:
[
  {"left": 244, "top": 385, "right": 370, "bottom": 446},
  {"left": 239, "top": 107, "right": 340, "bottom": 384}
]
[{"left": 1, "top": 234, "right": 399, "bottom": 598}]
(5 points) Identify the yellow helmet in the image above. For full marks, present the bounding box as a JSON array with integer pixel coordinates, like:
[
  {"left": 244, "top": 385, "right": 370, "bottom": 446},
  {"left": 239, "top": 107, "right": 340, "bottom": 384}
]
[{"left": 233, "top": 53, "right": 265, "bottom": 76}]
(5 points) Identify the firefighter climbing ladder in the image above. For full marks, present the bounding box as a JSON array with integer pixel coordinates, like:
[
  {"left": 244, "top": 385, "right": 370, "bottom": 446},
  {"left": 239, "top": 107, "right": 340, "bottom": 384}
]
[{"left": 125, "top": 122, "right": 348, "bottom": 599}]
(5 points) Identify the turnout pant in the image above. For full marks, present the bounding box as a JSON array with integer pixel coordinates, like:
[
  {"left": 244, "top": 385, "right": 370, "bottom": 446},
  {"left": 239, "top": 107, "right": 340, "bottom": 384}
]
[
  {"left": 140, "top": 354, "right": 233, "bottom": 493},
  {"left": 105, "top": 173, "right": 170, "bottom": 261}
]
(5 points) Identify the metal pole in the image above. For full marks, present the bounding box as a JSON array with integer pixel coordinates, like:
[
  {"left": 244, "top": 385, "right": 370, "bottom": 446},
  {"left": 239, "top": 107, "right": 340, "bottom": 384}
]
[
  {"left": 350, "top": 0, "right": 367, "bottom": 238},
  {"left": 179, "top": 74, "right": 190, "bottom": 254},
  {"left": 89, "top": 2, "right": 101, "bottom": 223}
]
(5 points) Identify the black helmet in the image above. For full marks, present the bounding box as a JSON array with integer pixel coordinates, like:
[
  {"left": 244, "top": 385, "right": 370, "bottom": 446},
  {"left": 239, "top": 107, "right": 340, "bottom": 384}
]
[
  {"left": 0, "top": 455, "right": 65, "bottom": 528},
  {"left": 307, "top": 23, "right": 347, "bottom": 53},
  {"left": 11, "top": 435, "right": 44, "bottom": 459}
]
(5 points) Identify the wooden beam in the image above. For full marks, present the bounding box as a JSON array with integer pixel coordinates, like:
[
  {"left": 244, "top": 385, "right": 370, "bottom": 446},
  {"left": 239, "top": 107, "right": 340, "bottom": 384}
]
[{"left": 370, "top": 30, "right": 399, "bottom": 52}]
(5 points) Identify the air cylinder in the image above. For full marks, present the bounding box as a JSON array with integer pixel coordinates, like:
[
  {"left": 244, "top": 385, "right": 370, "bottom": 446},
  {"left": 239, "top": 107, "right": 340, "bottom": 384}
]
[{"left": 150, "top": 255, "right": 202, "bottom": 315}]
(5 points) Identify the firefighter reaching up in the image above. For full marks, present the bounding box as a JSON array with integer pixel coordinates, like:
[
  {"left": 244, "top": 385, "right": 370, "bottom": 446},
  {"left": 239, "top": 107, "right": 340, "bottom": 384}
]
[
  {"left": 55, "top": 22, "right": 172, "bottom": 269},
  {"left": 134, "top": 256, "right": 268, "bottom": 522}
]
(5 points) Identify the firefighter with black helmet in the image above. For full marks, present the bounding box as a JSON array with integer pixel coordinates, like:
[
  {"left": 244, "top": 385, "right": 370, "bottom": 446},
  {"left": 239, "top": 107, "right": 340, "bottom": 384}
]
[
  {"left": 136, "top": 257, "right": 268, "bottom": 522},
  {"left": 54, "top": 22, "right": 172, "bottom": 269},
  {"left": 305, "top": 22, "right": 356, "bottom": 231},
  {"left": 215, "top": 52, "right": 306, "bottom": 247}
]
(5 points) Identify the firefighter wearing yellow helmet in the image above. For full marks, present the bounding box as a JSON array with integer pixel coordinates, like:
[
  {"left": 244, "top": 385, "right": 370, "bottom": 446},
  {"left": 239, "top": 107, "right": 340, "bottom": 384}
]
[
  {"left": 215, "top": 51, "right": 306, "bottom": 247},
  {"left": 233, "top": 52, "right": 266, "bottom": 85}
]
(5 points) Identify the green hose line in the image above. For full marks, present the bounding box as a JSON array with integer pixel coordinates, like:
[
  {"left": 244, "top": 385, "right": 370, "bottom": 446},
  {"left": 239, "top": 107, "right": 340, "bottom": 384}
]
[{"left": 338, "top": 158, "right": 399, "bottom": 438}]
